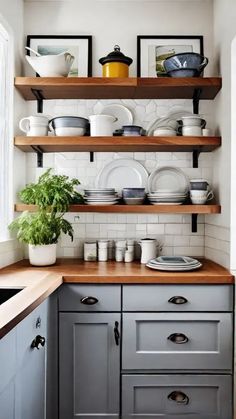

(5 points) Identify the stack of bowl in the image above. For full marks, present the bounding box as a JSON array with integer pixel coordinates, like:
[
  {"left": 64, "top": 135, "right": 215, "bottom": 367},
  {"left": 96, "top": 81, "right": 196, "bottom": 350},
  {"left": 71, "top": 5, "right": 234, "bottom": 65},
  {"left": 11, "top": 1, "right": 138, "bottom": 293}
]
[
  {"left": 49, "top": 116, "right": 89, "bottom": 136},
  {"left": 84, "top": 189, "right": 119, "bottom": 205},
  {"left": 163, "top": 52, "right": 209, "bottom": 78},
  {"left": 177, "top": 115, "right": 206, "bottom": 136},
  {"left": 122, "top": 188, "right": 146, "bottom": 205}
]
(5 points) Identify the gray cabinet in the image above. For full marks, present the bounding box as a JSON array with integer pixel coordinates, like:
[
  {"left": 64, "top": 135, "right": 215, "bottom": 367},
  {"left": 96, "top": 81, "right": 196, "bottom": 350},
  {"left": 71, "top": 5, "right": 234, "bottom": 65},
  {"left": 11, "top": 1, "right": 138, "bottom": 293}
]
[
  {"left": 0, "top": 299, "right": 48, "bottom": 419},
  {"left": 122, "top": 374, "right": 232, "bottom": 419},
  {"left": 0, "top": 327, "right": 17, "bottom": 419},
  {"left": 122, "top": 312, "right": 232, "bottom": 371},
  {"left": 59, "top": 312, "right": 120, "bottom": 419}
]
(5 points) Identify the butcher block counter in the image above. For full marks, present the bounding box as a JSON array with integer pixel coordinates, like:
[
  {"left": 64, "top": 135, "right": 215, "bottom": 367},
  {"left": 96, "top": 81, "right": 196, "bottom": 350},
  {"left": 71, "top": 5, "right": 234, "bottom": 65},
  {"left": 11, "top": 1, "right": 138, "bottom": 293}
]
[{"left": 0, "top": 258, "right": 234, "bottom": 338}]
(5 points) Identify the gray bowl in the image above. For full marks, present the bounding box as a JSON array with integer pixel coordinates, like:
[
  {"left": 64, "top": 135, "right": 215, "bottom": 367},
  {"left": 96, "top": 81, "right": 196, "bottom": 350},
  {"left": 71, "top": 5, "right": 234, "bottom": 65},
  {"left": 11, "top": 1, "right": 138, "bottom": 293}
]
[
  {"left": 49, "top": 116, "right": 89, "bottom": 129},
  {"left": 190, "top": 180, "right": 209, "bottom": 190},
  {"left": 122, "top": 188, "right": 146, "bottom": 198},
  {"left": 164, "top": 53, "right": 208, "bottom": 73}
]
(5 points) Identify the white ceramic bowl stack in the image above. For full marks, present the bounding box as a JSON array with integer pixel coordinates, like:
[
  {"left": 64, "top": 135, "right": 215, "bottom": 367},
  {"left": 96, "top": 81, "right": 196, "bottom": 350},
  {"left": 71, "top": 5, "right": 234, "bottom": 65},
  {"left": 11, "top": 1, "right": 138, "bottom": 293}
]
[
  {"left": 147, "top": 191, "right": 188, "bottom": 205},
  {"left": 84, "top": 189, "right": 119, "bottom": 205}
]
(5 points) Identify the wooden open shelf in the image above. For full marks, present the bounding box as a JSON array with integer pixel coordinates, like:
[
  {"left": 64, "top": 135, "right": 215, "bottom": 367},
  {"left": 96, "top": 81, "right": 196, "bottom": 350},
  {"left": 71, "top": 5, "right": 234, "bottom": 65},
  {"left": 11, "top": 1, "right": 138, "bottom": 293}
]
[
  {"left": 15, "top": 203, "right": 221, "bottom": 214},
  {"left": 15, "top": 77, "right": 222, "bottom": 100},
  {"left": 14, "top": 136, "right": 221, "bottom": 153}
]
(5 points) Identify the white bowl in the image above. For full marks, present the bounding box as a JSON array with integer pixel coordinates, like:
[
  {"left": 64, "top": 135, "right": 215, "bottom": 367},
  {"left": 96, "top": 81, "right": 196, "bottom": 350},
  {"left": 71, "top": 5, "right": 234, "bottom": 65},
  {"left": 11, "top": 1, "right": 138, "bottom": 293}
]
[
  {"left": 153, "top": 128, "right": 176, "bottom": 136},
  {"left": 54, "top": 127, "right": 86, "bottom": 136},
  {"left": 180, "top": 116, "right": 204, "bottom": 127}
]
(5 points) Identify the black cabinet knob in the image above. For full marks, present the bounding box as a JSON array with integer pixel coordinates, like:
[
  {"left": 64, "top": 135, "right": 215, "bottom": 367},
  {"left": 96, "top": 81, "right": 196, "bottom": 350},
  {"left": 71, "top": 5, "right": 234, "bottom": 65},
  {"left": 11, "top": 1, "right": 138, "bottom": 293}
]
[
  {"left": 80, "top": 296, "right": 98, "bottom": 305},
  {"left": 168, "top": 391, "right": 189, "bottom": 405},
  {"left": 31, "top": 335, "right": 46, "bottom": 350}
]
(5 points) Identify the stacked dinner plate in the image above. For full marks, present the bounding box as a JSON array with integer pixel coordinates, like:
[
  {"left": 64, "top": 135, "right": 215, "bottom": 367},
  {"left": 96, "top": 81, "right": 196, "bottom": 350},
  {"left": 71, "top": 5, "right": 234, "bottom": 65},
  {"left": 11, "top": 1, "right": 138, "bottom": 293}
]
[
  {"left": 146, "top": 256, "right": 202, "bottom": 271},
  {"left": 147, "top": 190, "right": 188, "bottom": 205},
  {"left": 84, "top": 188, "right": 119, "bottom": 205}
]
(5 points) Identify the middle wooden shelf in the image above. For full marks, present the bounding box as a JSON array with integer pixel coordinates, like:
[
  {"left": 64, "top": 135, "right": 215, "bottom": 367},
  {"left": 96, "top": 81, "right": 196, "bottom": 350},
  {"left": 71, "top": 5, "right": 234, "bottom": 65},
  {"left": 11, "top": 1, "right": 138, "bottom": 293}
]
[
  {"left": 14, "top": 135, "right": 221, "bottom": 153},
  {"left": 15, "top": 203, "right": 221, "bottom": 214}
]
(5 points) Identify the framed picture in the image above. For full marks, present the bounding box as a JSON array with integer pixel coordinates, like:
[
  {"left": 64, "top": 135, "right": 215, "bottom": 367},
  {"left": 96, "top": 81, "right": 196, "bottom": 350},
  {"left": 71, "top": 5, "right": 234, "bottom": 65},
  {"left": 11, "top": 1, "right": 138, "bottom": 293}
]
[
  {"left": 26, "top": 35, "right": 92, "bottom": 76},
  {"left": 137, "top": 35, "right": 203, "bottom": 77}
]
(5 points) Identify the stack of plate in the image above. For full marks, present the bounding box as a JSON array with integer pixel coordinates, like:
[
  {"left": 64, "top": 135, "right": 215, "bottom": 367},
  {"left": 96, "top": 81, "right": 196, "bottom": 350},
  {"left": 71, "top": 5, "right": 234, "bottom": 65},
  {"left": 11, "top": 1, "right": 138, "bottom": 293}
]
[
  {"left": 147, "top": 190, "right": 187, "bottom": 205},
  {"left": 146, "top": 256, "right": 202, "bottom": 271},
  {"left": 84, "top": 188, "right": 119, "bottom": 205}
]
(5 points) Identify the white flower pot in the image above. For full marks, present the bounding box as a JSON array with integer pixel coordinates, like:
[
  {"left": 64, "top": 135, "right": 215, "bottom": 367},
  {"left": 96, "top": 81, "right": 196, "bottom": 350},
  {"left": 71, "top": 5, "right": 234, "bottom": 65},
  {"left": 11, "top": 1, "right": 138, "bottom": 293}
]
[{"left": 29, "top": 244, "right": 57, "bottom": 266}]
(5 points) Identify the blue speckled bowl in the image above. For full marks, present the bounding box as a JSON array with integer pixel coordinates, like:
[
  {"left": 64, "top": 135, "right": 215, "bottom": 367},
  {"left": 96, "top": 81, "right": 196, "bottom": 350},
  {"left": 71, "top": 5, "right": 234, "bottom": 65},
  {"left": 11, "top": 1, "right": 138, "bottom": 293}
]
[
  {"left": 122, "top": 188, "right": 146, "bottom": 198},
  {"left": 163, "top": 53, "right": 208, "bottom": 77}
]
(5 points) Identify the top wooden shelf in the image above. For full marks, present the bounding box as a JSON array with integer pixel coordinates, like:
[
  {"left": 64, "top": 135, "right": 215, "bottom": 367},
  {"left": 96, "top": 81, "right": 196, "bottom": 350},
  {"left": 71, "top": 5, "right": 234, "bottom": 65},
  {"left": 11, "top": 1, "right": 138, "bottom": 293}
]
[{"left": 15, "top": 77, "right": 222, "bottom": 100}]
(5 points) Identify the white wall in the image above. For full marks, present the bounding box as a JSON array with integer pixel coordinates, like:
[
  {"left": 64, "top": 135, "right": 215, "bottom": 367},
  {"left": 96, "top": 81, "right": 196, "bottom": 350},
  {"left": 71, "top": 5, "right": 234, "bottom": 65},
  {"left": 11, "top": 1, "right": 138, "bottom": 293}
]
[
  {"left": 24, "top": 0, "right": 214, "bottom": 77},
  {"left": 204, "top": 0, "right": 236, "bottom": 269},
  {"left": 0, "top": 0, "right": 25, "bottom": 268}
]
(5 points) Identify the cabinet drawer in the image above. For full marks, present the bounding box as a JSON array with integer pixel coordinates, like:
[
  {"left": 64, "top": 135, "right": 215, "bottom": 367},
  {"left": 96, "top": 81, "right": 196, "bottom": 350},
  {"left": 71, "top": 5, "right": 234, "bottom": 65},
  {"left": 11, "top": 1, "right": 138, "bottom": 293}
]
[
  {"left": 59, "top": 284, "right": 121, "bottom": 311},
  {"left": 122, "top": 313, "right": 232, "bottom": 371},
  {"left": 122, "top": 374, "right": 232, "bottom": 419},
  {"left": 123, "top": 285, "right": 233, "bottom": 312}
]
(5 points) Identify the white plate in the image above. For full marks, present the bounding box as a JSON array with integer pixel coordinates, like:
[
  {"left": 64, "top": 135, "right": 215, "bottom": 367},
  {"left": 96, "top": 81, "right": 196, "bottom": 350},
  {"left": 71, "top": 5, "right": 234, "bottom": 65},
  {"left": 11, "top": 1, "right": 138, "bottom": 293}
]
[
  {"left": 150, "top": 202, "right": 183, "bottom": 205},
  {"left": 146, "top": 263, "right": 202, "bottom": 271},
  {"left": 85, "top": 201, "right": 118, "bottom": 206},
  {"left": 100, "top": 104, "right": 133, "bottom": 130},
  {"left": 96, "top": 158, "right": 149, "bottom": 193},
  {"left": 148, "top": 167, "right": 189, "bottom": 193}
]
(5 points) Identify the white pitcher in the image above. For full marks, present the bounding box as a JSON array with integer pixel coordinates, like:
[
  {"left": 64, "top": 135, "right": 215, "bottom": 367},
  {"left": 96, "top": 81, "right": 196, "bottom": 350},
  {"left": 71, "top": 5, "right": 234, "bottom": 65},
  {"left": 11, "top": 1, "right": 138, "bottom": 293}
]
[
  {"left": 19, "top": 115, "right": 49, "bottom": 136},
  {"left": 89, "top": 114, "right": 117, "bottom": 136},
  {"left": 139, "top": 238, "right": 159, "bottom": 264}
]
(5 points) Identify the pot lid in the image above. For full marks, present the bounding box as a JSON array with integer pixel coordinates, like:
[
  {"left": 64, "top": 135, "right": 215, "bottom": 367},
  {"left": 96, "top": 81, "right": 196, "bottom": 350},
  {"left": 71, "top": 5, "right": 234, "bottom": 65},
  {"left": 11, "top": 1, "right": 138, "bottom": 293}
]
[{"left": 99, "top": 45, "right": 133, "bottom": 66}]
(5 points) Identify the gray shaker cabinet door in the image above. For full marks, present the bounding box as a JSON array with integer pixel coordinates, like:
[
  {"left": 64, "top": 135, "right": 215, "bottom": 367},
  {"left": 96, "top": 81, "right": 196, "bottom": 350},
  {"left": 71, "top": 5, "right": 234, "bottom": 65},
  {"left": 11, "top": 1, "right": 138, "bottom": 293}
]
[
  {"left": 59, "top": 312, "right": 120, "bottom": 419},
  {"left": 15, "top": 301, "right": 48, "bottom": 419},
  {"left": 122, "top": 374, "right": 232, "bottom": 419},
  {"left": 122, "top": 313, "right": 232, "bottom": 371}
]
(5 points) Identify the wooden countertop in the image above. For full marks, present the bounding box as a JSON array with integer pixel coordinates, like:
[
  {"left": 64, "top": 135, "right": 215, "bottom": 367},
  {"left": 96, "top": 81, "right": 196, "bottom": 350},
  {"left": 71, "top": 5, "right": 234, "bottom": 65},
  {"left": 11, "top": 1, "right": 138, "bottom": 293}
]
[{"left": 0, "top": 258, "right": 234, "bottom": 339}]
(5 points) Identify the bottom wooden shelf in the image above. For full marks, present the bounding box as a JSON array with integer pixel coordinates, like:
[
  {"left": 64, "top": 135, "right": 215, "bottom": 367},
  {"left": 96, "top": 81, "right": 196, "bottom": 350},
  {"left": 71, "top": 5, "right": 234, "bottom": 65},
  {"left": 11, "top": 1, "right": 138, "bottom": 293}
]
[{"left": 14, "top": 203, "right": 221, "bottom": 214}]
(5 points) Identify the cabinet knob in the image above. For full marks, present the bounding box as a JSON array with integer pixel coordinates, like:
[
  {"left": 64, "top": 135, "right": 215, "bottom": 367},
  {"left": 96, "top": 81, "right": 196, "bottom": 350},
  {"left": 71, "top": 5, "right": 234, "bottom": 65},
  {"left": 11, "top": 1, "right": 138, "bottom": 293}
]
[
  {"left": 31, "top": 335, "right": 46, "bottom": 350},
  {"left": 80, "top": 296, "right": 98, "bottom": 305},
  {"left": 168, "top": 391, "right": 189, "bottom": 405},
  {"left": 114, "top": 321, "right": 120, "bottom": 346},
  {"left": 167, "top": 333, "right": 189, "bottom": 344},
  {"left": 168, "top": 296, "right": 188, "bottom": 305}
]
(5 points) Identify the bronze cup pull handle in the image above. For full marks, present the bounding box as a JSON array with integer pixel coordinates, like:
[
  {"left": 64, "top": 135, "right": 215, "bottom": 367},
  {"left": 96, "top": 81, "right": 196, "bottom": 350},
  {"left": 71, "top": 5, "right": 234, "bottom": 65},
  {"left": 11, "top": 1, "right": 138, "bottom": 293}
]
[
  {"left": 80, "top": 296, "right": 98, "bottom": 305},
  {"left": 168, "top": 333, "right": 189, "bottom": 344},
  {"left": 168, "top": 296, "right": 188, "bottom": 305},
  {"left": 168, "top": 391, "right": 189, "bottom": 405}
]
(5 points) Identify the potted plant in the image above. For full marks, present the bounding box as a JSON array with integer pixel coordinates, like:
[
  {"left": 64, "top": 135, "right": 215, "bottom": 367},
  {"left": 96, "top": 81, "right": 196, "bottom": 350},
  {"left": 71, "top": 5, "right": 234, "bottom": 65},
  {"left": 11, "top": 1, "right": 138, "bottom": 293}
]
[{"left": 9, "top": 169, "right": 83, "bottom": 266}]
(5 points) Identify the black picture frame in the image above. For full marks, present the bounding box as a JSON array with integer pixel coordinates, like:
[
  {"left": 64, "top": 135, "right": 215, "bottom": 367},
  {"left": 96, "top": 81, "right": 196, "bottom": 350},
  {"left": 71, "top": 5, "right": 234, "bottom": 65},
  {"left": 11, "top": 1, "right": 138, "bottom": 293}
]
[
  {"left": 26, "top": 35, "right": 92, "bottom": 77},
  {"left": 137, "top": 35, "right": 204, "bottom": 77}
]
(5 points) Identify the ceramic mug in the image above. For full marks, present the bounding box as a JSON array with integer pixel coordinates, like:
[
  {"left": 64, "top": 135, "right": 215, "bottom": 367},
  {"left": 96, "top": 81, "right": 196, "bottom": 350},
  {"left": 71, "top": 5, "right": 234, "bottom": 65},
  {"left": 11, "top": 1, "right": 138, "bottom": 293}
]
[
  {"left": 89, "top": 114, "right": 117, "bottom": 136},
  {"left": 19, "top": 115, "right": 49, "bottom": 136},
  {"left": 190, "top": 179, "right": 209, "bottom": 191},
  {"left": 182, "top": 126, "right": 202, "bottom": 136},
  {"left": 190, "top": 189, "right": 214, "bottom": 204}
]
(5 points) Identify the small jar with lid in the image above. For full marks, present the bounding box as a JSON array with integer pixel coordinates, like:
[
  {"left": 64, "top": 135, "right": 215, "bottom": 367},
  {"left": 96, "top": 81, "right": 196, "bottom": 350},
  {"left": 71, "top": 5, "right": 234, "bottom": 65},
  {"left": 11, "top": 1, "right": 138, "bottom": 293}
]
[{"left": 99, "top": 45, "right": 133, "bottom": 78}]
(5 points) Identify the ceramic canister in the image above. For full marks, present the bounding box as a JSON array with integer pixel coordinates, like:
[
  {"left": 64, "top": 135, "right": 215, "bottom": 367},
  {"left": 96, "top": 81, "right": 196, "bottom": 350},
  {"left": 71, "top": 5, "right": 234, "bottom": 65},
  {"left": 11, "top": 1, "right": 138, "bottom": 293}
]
[{"left": 99, "top": 45, "right": 133, "bottom": 77}]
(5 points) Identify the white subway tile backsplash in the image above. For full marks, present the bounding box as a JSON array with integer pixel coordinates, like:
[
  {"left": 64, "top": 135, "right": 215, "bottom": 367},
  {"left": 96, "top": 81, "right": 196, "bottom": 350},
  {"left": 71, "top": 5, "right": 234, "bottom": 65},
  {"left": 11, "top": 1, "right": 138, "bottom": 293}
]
[{"left": 147, "top": 224, "right": 165, "bottom": 235}]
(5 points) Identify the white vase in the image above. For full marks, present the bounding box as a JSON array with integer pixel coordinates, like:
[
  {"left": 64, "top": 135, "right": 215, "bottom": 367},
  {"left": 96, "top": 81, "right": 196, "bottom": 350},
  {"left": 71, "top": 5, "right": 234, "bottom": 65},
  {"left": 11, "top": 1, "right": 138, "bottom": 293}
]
[{"left": 28, "top": 244, "right": 57, "bottom": 266}]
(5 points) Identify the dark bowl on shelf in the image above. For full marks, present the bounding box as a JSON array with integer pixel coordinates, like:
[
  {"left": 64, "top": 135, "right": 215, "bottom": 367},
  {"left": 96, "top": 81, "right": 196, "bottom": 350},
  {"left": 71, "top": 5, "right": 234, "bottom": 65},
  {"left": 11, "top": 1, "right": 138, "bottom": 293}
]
[{"left": 164, "top": 52, "right": 208, "bottom": 71}]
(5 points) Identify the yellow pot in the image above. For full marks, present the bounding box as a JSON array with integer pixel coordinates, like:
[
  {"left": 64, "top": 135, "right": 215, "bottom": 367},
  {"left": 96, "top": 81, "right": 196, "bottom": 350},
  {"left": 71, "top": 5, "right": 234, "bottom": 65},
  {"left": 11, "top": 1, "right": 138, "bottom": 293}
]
[
  {"left": 102, "top": 62, "right": 129, "bottom": 78},
  {"left": 99, "top": 45, "right": 133, "bottom": 78}
]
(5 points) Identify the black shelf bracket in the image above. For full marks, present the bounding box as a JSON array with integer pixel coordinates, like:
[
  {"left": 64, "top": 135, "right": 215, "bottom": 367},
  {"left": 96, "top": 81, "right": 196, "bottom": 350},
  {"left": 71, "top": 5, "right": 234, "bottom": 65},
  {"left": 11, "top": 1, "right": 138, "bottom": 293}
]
[
  {"left": 90, "top": 152, "right": 94, "bottom": 162},
  {"left": 192, "top": 149, "right": 200, "bottom": 168},
  {"left": 191, "top": 214, "right": 198, "bottom": 233},
  {"left": 31, "top": 89, "right": 44, "bottom": 113},
  {"left": 192, "top": 88, "right": 202, "bottom": 114},
  {"left": 31, "top": 146, "right": 44, "bottom": 168}
]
